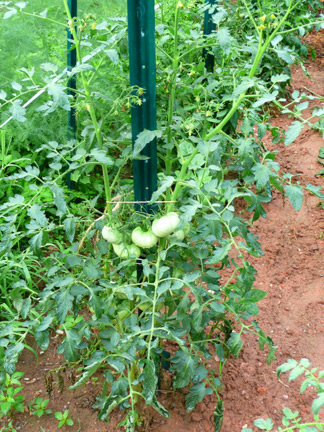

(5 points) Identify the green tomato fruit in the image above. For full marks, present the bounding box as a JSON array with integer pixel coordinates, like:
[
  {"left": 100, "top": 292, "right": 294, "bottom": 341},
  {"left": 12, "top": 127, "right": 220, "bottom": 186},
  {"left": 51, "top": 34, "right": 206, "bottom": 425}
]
[
  {"left": 128, "top": 244, "right": 141, "bottom": 258},
  {"left": 183, "top": 223, "right": 191, "bottom": 236},
  {"left": 174, "top": 229, "right": 185, "bottom": 241},
  {"left": 113, "top": 243, "right": 141, "bottom": 259},
  {"left": 173, "top": 223, "right": 190, "bottom": 241},
  {"left": 152, "top": 212, "right": 180, "bottom": 237},
  {"left": 102, "top": 226, "right": 123, "bottom": 244},
  {"left": 131, "top": 227, "right": 158, "bottom": 248},
  {"left": 113, "top": 243, "right": 130, "bottom": 259}
]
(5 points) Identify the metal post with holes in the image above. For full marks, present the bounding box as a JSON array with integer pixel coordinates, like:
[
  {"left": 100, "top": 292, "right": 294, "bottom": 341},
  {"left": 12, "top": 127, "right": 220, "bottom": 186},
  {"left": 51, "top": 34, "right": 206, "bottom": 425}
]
[
  {"left": 203, "top": 0, "right": 217, "bottom": 72},
  {"left": 127, "top": 0, "right": 157, "bottom": 213},
  {"left": 67, "top": 0, "right": 77, "bottom": 189}
]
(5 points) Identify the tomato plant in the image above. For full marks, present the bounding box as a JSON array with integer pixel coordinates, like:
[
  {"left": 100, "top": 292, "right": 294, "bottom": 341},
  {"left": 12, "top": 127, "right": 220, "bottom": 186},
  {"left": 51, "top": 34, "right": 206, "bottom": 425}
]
[{"left": 0, "top": 1, "right": 324, "bottom": 431}]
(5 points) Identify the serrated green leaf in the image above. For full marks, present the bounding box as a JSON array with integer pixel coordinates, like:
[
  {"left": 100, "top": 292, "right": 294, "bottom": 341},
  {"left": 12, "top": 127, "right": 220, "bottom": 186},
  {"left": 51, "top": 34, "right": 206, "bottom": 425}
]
[
  {"left": 300, "top": 379, "right": 310, "bottom": 394},
  {"left": 150, "top": 176, "right": 174, "bottom": 202},
  {"left": 50, "top": 184, "right": 67, "bottom": 217},
  {"left": 185, "top": 382, "right": 209, "bottom": 412},
  {"left": 9, "top": 99, "right": 26, "bottom": 122},
  {"left": 277, "top": 359, "right": 298, "bottom": 378},
  {"left": 90, "top": 148, "right": 114, "bottom": 165},
  {"left": 27, "top": 204, "right": 48, "bottom": 228},
  {"left": 233, "top": 79, "right": 255, "bottom": 98},
  {"left": 254, "top": 418, "right": 274, "bottom": 430},
  {"left": 3, "top": 7, "right": 17, "bottom": 19},
  {"left": 253, "top": 91, "right": 278, "bottom": 108},
  {"left": 98, "top": 395, "right": 119, "bottom": 421},
  {"left": 63, "top": 217, "right": 76, "bottom": 243},
  {"left": 143, "top": 359, "right": 158, "bottom": 404},
  {"left": 252, "top": 163, "right": 271, "bottom": 188},
  {"left": 56, "top": 290, "right": 74, "bottom": 324},
  {"left": 151, "top": 396, "right": 170, "bottom": 418},
  {"left": 245, "top": 289, "right": 267, "bottom": 303},
  {"left": 11, "top": 81, "right": 22, "bottom": 91},
  {"left": 217, "top": 27, "right": 231, "bottom": 55},
  {"left": 86, "top": 285, "right": 102, "bottom": 318},
  {"left": 16, "top": 2, "right": 27, "bottom": 8},
  {"left": 277, "top": 49, "right": 293, "bottom": 64},
  {"left": 29, "top": 232, "right": 44, "bottom": 255},
  {"left": 227, "top": 332, "right": 243, "bottom": 358},
  {"left": 4, "top": 343, "right": 24, "bottom": 374},
  {"left": 133, "top": 129, "right": 162, "bottom": 158},
  {"left": 171, "top": 351, "right": 196, "bottom": 389},
  {"left": 60, "top": 329, "right": 81, "bottom": 362},
  {"left": 312, "top": 394, "right": 324, "bottom": 416},
  {"left": 206, "top": 242, "right": 231, "bottom": 265},
  {"left": 319, "top": 147, "right": 324, "bottom": 159},
  {"left": 285, "top": 184, "right": 303, "bottom": 211},
  {"left": 70, "top": 63, "right": 95, "bottom": 77},
  {"left": 36, "top": 315, "right": 53, "bottom": 333},
  {"left": 306, "top": 184, "right": 324, "bottom": 201},
  {"left": 270, "top": 176, "right": 284, "bottom": 193},
  {"left": 271, "top": 74, "right": 290, "bottom": 83},
  {"left": 69, "top": 360, "right": 103, "bottom": 390},
  {"left": 0, "top": 194, "right": 24, "bottom": 211},
  {"left": 47, "top": 83, "right": 70, "bottom": 112},
  {"left": 35, "top": 329, "right": 50, "bottom": 350},
  {"left": 285, "top": 121, "right": 304, "bottom": 146},
  {"left": 105, "top": 49, "right": 119, "bottom": 65}
]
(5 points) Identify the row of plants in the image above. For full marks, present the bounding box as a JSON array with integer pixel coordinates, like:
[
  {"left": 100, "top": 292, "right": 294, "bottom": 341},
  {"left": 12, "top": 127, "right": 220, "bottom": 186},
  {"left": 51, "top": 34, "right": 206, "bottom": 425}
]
[
  {"left": 1, "top": 359, "right": 323, "bottom": 431},
  {"left": 0, "top": 0, "right": 324, "bottom": 430}
]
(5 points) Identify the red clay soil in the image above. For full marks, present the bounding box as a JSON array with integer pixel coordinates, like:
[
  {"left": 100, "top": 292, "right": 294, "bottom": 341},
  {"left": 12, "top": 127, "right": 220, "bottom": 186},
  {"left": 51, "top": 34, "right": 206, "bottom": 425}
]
[{"left": 2, "top": 38, "right": 324, "bottom": 432}]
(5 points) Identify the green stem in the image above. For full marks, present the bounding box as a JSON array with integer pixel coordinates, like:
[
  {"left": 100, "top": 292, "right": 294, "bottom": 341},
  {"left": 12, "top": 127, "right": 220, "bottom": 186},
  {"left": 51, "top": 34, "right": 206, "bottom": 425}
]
[
  {"left": 63, "top": 0, "right": 112, "bottom": 214},
  {"left": 165, "top": 5, "right": 181, "bottom": 201},
  {"left": 21, "top": 10, "right": 67, "bottom": 27},
  {"left": 169, "top": 4, "right": 297, "bottom": 208},
  {"left": 147, "top": 252, "right": 161, "bottom": 361}
]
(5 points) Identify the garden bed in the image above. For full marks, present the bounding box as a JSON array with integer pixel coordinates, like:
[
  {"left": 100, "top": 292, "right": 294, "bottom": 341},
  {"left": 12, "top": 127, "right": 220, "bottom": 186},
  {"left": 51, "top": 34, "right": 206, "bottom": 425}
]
[{"left": 5, "top": 43, "right": 324, "bottom": 432}]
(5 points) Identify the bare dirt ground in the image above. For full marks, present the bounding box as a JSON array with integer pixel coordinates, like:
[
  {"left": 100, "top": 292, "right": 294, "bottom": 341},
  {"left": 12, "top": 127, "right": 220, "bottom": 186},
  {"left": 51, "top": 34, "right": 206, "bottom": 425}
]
[{"left": 2, "top": 33, "right": 324, "bottom": 432}]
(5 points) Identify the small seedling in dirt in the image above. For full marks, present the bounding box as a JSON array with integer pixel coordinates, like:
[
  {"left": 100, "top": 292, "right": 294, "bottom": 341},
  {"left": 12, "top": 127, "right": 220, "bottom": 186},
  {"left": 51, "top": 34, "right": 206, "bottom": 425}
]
[
  {"left": 241, "top": 359, "right": 324, "bottom": 431},
  {"left": 54, "top": 409, "right": 74, "bottom": 428},
  {"left": 0, "top": 372, "right": 25, "bottom": 417},
  {"left": 29, "top": 397, "right": 52, "bottom": 418},
  {"left": 0, "top": 420, "right": 17, "bottom": 432}
]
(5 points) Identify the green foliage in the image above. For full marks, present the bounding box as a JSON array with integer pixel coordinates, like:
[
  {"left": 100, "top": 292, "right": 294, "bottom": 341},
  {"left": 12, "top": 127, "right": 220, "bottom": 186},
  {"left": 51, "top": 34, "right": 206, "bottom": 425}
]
[
  {"left": 29, "top": 397, "right": 52, "bottom": 418},
  {"left": 54, "top": 409, "right": 74, "bottom": 428},
  {"left": 0, "top": 372, "right": 25, "bottom": 418},
  {"left": 242, "top": 359, "right": 324, "bottom": 431}
]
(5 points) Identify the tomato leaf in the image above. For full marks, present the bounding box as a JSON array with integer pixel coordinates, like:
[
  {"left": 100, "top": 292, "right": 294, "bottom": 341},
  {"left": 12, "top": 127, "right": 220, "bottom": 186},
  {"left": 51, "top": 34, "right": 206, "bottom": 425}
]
[
  {"left": 133, "top": 129, "right": 162, "bottom": 159},
  {"left": 143, "top": 359, "right": 158, "bottom": 404},
  {"left": 285, "top": 184, "right": 303, "bottom": 211},
  {"left": 285, "top": 121, "right": 304, "bottom": 146}
]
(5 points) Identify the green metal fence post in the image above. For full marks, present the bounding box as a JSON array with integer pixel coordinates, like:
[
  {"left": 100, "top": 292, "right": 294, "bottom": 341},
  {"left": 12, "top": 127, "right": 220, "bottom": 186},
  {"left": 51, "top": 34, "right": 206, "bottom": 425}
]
[
  {"left": 127, "top": 0, "right": 157, "bottom": 213},
  {"left": 67, "top": 0, "right": 77, "bottom": 189},
  {"left": 203, "top": 0, "right": 217, "bottom": 72}
]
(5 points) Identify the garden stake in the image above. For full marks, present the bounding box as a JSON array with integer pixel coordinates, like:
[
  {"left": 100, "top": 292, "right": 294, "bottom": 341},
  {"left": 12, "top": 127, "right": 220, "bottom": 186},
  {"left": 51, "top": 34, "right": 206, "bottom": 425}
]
[
  {"left": 127, "top": 0, "right": 170, "bottom": 381},
  {"left": 203, "top": 0, "right": 217, "bottom": 72},
  {"left": 66, "top": 0, "right": 77, "bottom": 190},
  {"left": 127, "top": 0, "right": 157, "bottom": 214}
]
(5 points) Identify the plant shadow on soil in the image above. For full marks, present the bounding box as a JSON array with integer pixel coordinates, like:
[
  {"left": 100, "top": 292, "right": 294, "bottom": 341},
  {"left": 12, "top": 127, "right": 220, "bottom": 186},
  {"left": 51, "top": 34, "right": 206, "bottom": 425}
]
[{"left": 3, "top": 31, "right": 324, "bottom": 432}]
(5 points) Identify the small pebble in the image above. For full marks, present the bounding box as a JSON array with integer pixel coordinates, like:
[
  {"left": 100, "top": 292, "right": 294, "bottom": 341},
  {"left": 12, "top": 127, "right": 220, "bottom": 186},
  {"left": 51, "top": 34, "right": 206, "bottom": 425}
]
[{"left": 283, "top": 395, "right": 289, "bottom": 400}]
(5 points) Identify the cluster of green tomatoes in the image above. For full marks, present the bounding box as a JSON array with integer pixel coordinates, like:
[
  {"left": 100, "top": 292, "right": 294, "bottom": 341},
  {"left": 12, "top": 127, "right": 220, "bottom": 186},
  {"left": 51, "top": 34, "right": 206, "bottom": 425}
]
[{"left": 102, "top": 212, "right": 190, "bottom": 258}]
